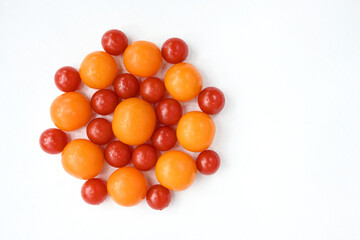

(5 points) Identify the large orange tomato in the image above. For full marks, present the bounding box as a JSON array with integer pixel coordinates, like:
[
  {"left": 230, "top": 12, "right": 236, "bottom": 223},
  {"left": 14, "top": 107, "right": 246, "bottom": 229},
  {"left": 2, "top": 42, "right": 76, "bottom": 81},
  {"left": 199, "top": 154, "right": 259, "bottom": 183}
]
[
  {"left": 107, "top": 167, "right": 147, "bottom": 207},
  {"left": 112, "top": 98, "right": 156, "bottom": 145},
  {"left": 123, "top": 41, "right": 162, "bottom": 77},
  {"left": 155, "top": 150, "right": 197, "bottom": 191},
  {"left": 176, "top": 111, "right": 215, "bottom": 152},
  {"left": 164, "top": 63, "right": 202, "bottom": 102},
  {"left": 50, "top": 92, "right": 92, "bottom": 131},
  {"left": 61, "top": 139, "right": 104, "bottom": 179},
  {"left": 79, "top": 51, "right": 118, "bottom": 89}
]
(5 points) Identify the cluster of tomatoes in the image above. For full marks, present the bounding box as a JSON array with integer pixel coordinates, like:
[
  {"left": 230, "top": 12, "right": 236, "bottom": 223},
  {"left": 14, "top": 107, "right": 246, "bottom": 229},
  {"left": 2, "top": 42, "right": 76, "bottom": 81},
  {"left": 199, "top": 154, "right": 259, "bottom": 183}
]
[{"left": 39, "top": 29, "right": 225, "bottom": 210}]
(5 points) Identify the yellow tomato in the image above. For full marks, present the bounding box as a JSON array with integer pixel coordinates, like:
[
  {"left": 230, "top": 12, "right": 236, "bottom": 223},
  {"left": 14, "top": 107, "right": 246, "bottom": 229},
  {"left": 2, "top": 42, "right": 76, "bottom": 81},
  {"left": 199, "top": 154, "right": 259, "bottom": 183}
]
[
  {"left": 164, "top": 63, "right": 203, "bottom": 102},
  {"left": 61, "top": 139, "right": 104, "bottom": 179},
  {"left": 112, "top": 98, "right": 156, "bottom": 145},
  {"left": 123, "top": 41, "right": 162, "bottom": 77},
  {"left": 107, "top": 167, "right": 147, "bottom": 207},
  {"left": 176, "top": 111, "right": 215, "bottom": 152},
  {"left": 79, "top": 51, "right": 118, "bottom": 89},
  {"left": 155, "top": 150, "right": 197, "bottom": 191},
  {"left": 50, "top": 92, "right": 92, "bottom": 131}
]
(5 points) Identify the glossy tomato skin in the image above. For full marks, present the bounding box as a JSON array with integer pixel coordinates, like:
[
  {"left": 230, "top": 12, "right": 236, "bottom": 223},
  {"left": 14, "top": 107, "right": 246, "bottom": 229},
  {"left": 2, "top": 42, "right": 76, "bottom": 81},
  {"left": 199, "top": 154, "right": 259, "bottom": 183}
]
[
  {"left": 140, "top": 77, "right": 165, "bottom": 103},
  {"left": 39, "top": 128, "right": 68, "bottom": 154},
  {"left": 151, "top": 126, "right": 177, "bottom": 151},
  {"left": 132, "top": 144, "right": 158, "bottom": 171},
  {"left": 198, "top": 87, "right": 225, "bottom": 115},
  {"left": 113, "top": 73, "right": 140, "bottom": 99},
  {"left": 196, "top": 150, "right": 220, "bottom": 175},
  {"left": 91, "top": 89, "right": 119, "bottom": 115},
  {"left": 54, "top": 66, "right": 81, "bottom": 92},
  {"left": 161, "top": 38, "right": 188, "bottom": 64},
  {"left": 86, "top": 118, "right": 113, "bottom": 145},
  {"left": 146, "top": 185, "right": 171, "bottom": 210},
  {"left": 104, "top": 141, "right": 132, "bottom": 168},
  {"left": 101, "top": 29, "right": 128, "bottom": 55},
  {"left": 81, "top": 178, "right": 107, "bottom": 205},
  {"left": 156, "top": 98, "right": 182, "bottom": 126}
]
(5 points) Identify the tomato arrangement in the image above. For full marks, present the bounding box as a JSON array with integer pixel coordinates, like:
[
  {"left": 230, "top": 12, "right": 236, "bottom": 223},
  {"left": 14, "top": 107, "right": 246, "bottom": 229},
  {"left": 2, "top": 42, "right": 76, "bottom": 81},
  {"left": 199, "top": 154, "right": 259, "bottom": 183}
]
[{"left": 40, "top": 29, "right": 225, "bottom": 210}]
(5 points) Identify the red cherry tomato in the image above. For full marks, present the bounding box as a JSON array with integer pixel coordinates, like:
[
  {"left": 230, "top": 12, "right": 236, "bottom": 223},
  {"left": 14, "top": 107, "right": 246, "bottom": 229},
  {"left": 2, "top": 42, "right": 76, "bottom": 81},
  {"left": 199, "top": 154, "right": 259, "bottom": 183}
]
[
  {"left": 113, "top": 73, "right": 140, "bottom": 99},
  {"left": 39, "top": 128, "right": 68, "bottom": 154},
  {"left": 81, "top": 178, "right": 107, "bottom": 205},
  {"left": 196, "top": 150, "right": 220, "bottom": 175},
  {"left": 132, "top": 144, "right": 158, "bottom": 171},
  {"left": 54, "top": 66, "right": 81, "bottom": 92},
  {"left": 140, "top": 77, "right": 165, "bottom": 103},
  {"left": 101, "top": 29, "right": 128, "bottom": 55},
  {"left": 161, "top": 38, "right": 188, "bottom": 64},
  {"left": 86, "top": 118, "right": 113, "bottom": 145},
  {"left": 151, "top": 126, "right": 177, "bottom": 151},
  {"left": 104, "top": 141, "right": 132, "bottom": 168},
  {"left": 156, "top": 98, "right": 183, "bottom": 126},
  {"left": 146, "top": 184, "right": 171, "bottom": 210},
  {"left": 91, "top": 89, "right": 119, "bottom": 115},
  {"left": 198, "top": 87, "right": 225, "bottom": 115}
]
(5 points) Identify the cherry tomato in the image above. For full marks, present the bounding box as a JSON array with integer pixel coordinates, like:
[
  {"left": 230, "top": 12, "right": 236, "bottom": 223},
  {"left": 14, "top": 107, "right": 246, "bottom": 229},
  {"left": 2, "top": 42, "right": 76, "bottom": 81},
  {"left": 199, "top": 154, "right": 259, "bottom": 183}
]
[
  {"left": 140, "top": 77, "right": 165, "bottom": 103},
  {"left": 91, "top": 89, "right": 119, "bottom": 115},
  {"left": 81, "top": 178, "right": 107, "bottom": 205},
  {"left": 113, "top": 73, "right": 140, "bottom": 99},
  {"left": 54, "top": 66, "right": 81, "bottom": 92},
  {"left": 196, "top": 150, "right": 220, "bottom": 175},
  {"left": 155, "top": 98, "right": 182, "bottom": 126},
  {"left": 104, "top": 141, "right": 132, "bottom": 168},
  {"left": 101, "top": 29, "right": 128, "bottom": 55},
  {"left": 132, "top": 144, "right": 158, "bottom": 171},
  {"left": 151, "top": 126, "right": 177, "bottom": 151},
  {"left": 161, "top": 38, "right": 188, "bottom": 64},
  {"left": 39, "top": 128, "right": 68, "bottom": 154},
  {"left": 146, "top": 185, "right": 171, "bottom": 210},
  {"left": 86, "top": 118, "right": 113, "bottom": 145},
  {"left": 198, "top": 87, "right": 225, "bottom": 115}
]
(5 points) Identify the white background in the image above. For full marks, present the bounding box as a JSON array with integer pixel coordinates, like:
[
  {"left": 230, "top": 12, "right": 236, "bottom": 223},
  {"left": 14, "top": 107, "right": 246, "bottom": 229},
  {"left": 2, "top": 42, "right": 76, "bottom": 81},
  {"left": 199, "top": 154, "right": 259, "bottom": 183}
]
[{"left": 1, "top": 0, "right": 360, "bottom": 239}]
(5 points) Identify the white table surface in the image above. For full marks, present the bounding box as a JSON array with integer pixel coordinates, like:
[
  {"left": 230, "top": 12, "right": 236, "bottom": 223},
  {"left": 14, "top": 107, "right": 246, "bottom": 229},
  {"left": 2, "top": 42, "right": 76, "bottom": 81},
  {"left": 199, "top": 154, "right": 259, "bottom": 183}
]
[{"left": 1, "top": 0, "right": 360, "bottom": 239}]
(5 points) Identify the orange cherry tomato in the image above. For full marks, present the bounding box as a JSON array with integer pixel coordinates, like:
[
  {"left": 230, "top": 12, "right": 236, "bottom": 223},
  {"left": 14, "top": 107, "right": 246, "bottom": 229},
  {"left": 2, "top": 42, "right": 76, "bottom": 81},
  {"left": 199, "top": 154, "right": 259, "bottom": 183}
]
[
  {"left": 79, "top": 51, "right": 118, "bottom": 89},
  {"left": 107, "top": 167, "right": 147, "bottom": 207},
  {"left": 123, "top": 41, "right": 162, "bottom": 77},
  {"left": 176, "top": 111, "right": 215, "bottom": 152},
  {"left": 112, "top": 98, "right": 156, "bottom": 145},
  {"left": 155, "top": 150, "right": 197, "bottom": 191},
  {"left": 50, "top": 92, "right": 92, "bottom": 131},
  {"left": 164, "top": 63, "right": 203, "bottom": 102},
  {"left": 61, "top": 139, "right": 104, "bottom": 179}
]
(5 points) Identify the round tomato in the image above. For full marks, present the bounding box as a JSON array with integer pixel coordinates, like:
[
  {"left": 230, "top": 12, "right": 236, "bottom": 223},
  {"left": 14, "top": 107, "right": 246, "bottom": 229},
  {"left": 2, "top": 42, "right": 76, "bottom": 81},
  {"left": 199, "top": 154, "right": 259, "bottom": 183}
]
[
  {"left": 101, "top": 29, "right": 128, "bottom": 55},
  {"left": 54, "top": 66, "right": 81, "bottom": 92},
  {"left": 161, "top": 38, "right": 188, "bottom": 64},
  {"left": 86, "top": 118, "right": 113, "bottom": 145},
  {"left": 146, "top": 185, "right": 171, "bottom": 210},
  {"left": 39, "top": 128, "right": 68, "bottom": 154},
  {"left": 140, "top": 77, "right": 165, "bottom": 103},
  {"left": 196, "top": 150, "right": 220, "bottom": 175},
  {"left": 198, "top": 87, "right": 225, "bottom": 115},
  {"left": 113, "top": 73, "right": 140, "bottom": 99},
  {"left": 155, "top": 98, "right": 182, "bottom": 126},
  {"left": 104, "top": 141, "right": 132, "bottom": 168},
  {"left": 81, "top": 178, "right": 107, "bottom": 205},
  {"left": 151, "top": 126, "right": 177, "bottom": 151},
  {"left": 132, "top": 144, "right": 158, "bottom": 171},
  {"left": 91, "top": 89, "right": 119, "bottom": 115}
]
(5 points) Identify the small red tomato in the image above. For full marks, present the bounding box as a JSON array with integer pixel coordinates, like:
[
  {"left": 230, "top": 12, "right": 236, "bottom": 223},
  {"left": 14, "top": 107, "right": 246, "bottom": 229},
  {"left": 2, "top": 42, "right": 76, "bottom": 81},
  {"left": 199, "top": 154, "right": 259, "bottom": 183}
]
[
  {"left": 196, "top": 150, "right": 220, "bottom": 175},
  {"left": 81, "top": 178, "right": 107, "bottom": 205},
  {"left": 101, "top": 29, "right": 128, "bottom": 55},
  {"left": 104, "top": 141, "right": 132, "bottom": 168},
  {"left": 86, "top": 118, "right": 113, "bottom": 145},
  {"left": 151, "top": 126, "right": 177, "bottom": 151},
  {"left": 39, "top": 128, "right": 68, "bottom": 154},
  {"left": 156, "top": 98, "right": 182, "bottom": 126},
  {"left": 113, "top": 73, "right": 140, "bottom": 99},
  {"left": 161, "top": 38, "right": 188, "bottom": 64},
  {"left": 132, "top": 144, "right": 158, "bottom": 171},
  {"left": 54, "top": 66, "right": 81, "bottom": 92},
  {"left": 198, "top": 87, "right": 225, "bottom": 115},
  {"left": 91, "top": 89, "right": 119, "bottom": 115},
  {"left": 146, "top": 184, "right": 171, "bottom": 210},
  {"left": 140, "top": 77, "right": 165, "bottom": 103}
]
